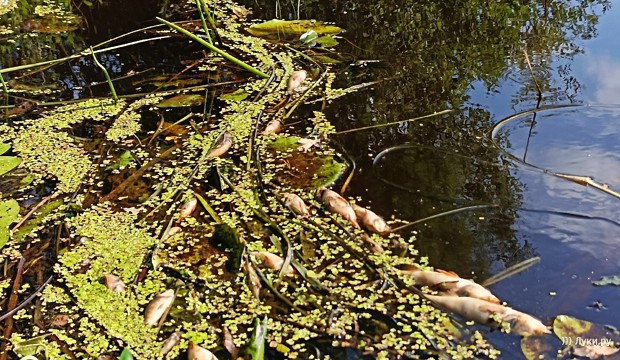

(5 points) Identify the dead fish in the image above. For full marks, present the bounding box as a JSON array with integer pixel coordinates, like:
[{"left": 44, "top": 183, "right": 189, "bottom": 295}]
[
  {"left": 262, "top": 119, "right": 282, "bottom": 135},
  {"left": 243, "top": 260, "right": 261, "bottom": 299},
  {"left": 287, "top": 70, "right": 307, "bottom": 94},
  {"left": 188, "top": 342, "right": 218, "bottom": 360},
  {"left": 316, "top": 188, "right": 359, "bottom": 228},
  {"left": 425, "top": 294, "right": 549, "bottom": 336},
  {"left": 352, "top": 204, "right": 391, "bottom": 234},
  {"left": 160, "top": 332, "right": 181, "bottom": 355},
  {"left": 222, "top": 326, "right": 238, "bottom": 358},
  {"left": 144, "top": 289, "right": 175, "bottom": 326},
  {"left": 399, "top": 265, "right": 500, "bottom": 304},
  {"left": 297, "top": 138, "right": 320, "bottom": 152},
  {"left": 177, "top": 198, "right": 198, "bottom": 223},
  {"left": 283, "top": 193, "right": 310, "bottom": 218},
  {"left": 360, "top": 233, "right": 385, "bottom": 254},
  {"left": 207, "top": 132, "right": 232, "bottom": 158},
  {"left": 163, "top": 226, "right": 182, "bottom": 241},
  {"left": 252, "top": 251, "right": 295, "bottom": 275},
  {"left": 103, "top": 274, "right": 125, "bottom": 293}
]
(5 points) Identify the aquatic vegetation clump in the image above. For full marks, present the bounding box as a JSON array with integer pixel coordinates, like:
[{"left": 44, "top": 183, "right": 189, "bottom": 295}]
[
  {"left": 57, "top": 208, "right": 160, "bottom": 356},
  {"left": 106, "top": 96, "right": 162, "bottom": 142}
]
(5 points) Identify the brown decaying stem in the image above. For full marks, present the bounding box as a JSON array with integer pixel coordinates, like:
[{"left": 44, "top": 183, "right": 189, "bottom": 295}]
[{"left": 0, "top": 258, "right": 25, "bottom": 360}]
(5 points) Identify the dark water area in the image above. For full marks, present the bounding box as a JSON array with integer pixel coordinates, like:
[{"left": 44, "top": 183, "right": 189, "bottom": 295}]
[
  {"left": 2, "top": 0, "right": 620, "bottom": 357},
  {"left": 243, "top": 0, "right": 620, "bottom": 354}
]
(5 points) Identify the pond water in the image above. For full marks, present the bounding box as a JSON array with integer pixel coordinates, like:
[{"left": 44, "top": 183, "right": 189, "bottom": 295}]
[
  {"left": 2, "top": 0, "right": 620, "bottom": 357},
  {"left": 243, "top": 0, "right": 620, "bottom": 355}
]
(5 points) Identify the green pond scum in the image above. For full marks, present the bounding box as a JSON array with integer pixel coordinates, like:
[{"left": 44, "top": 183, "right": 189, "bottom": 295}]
[{"left": 0, "top": 0, "right": 510, "bottom": 359}]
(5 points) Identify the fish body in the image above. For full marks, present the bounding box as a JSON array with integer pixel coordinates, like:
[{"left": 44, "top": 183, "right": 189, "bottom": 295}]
[
  {"left": 263, "top": 119, "right": 282, "bottom": 135},
  {"left": 425, "top": 294, "right": 549, "bottom": 336},
  {"left": 207, "top": 132, "right": 232, "bottom": 158},
  {"left": 352, "top": 205, "right": 390, "bottom": 234},
  {"left": 316, "top": 188, "right": 359, "bottom": 228},
  {"left": 103, "top": 274, "right": 125, "bottom": 292},
  {"left": 400, "top": 265, "right": 499, "bottom": 304},
  {"left": 188, "top": 342, "right": 218, "bottom": 360},
  {"left": 287, "top": 70, "right": 307, "bottom": 94},
  {"left": 283, "top": 193, "right": 310, "bottom": 218},
  {"left": 177, "top": 198, "right": 198, "bottom": 223},
  {"left": 252, "top": 251, "right": 295, "bottom": 275},
  {"left": 144, "top": 289, "right": 175, "bottom": 326},
  {"left": 160, "top": 332, "right": 181, "bottom": 355}
]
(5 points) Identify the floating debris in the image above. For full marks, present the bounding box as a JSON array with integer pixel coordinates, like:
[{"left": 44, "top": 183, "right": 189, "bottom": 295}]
[
  {"left": 283, "top": 192, "right": 310, "bottom": 218},
  {"left": 160, "top": 332, "right": 181, "bottom": 355},
  {"left": 400, "top": 264, "right": 499, "bottom": 304},
  {"left": 287, "top": 70, "right": 307, "bottom": 94},
  {"left": 144, "top": 289, "right": 175, "bottom": 326},
  {"left": 297, "top": 137, "right": 320, "bottom": 152},
  {"left": 102, "top": 274, "right": 125, "bottom": 292},
  {"left": 425, "top": 294, "right": 549, "bottom": 336},
  {"left": 263, "top": 119, "right": 282, "bottom": 135},
  {"left": 177, "top": 198, "right": 198, "bottom": 223},
  {"left": 207, "top": 132, "right": 233, "bottom": 158},
  {"left": 188, "top": 342, "right": 218, "bottom": 360},
  {"left": 222, "top": 326, "right": 238, "bottom": 358},
  {"left": 316, "top": 187, "right": 359, "bottom": 228},
  {"left": 252, "top": 251, "right": 295, "bottom": 275},
  {"left": 352, "top": 204, "right": 390, "bottom": 234}
]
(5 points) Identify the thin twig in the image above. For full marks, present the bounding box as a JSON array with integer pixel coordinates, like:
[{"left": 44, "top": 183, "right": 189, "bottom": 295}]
[
  {"left": 388, "top": 204, "right": 498, "bottom": 233},
  {"left": 334, "top": 109, "right": 452, "bottom": 135},
  {"left": 0, "top": 258, "right": 26, "bottom": 360}
]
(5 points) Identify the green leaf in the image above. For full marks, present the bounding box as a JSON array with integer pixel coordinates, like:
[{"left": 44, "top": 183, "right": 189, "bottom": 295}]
[
  {"left": 316, "top": 35, "right": 339, "bottom": 47},
  {"left": 0, "top": 156, "right": 21, "bottom": 176},
  {"left": 0, "top": 198, "right": 19, "bottom": 250},
  {"left": 0, "top": 143, "right": 10, "bottom": 155},
  {"left": 247, "top": 20, "right": 342, "bottom": 41},
  {"left": 593, "top": 275, "right": 620, "bottom": 286},
  {"left": 105, "top": 150, "right": 135, "bottom": 171},
  {"left": 246, "top": 316, "right": 268, "bottom": 360},
  {"left": 11, "top": 334, "right": 50, "bottom": 357},
  {"left": 300, "top": 30, "right": 318, "bottom": 45},
  {"left": 220, "top": 89, "right": 249, "bottom": 102},
  {"left": 157, "top": 94, "right": 204, "bottom": 108},
  {"left": 120, "top": 348, "right": 134, "bottom": 360}
]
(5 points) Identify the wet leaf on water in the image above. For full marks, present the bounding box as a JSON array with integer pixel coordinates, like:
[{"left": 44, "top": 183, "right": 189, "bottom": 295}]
[
  {"left": 220, "top": 89, "right": 249, "bottom": 101},
  {"left": 553, "top": 315, "right": 620, "bottom": 358},
  {"left": 11, "top": 334, "right": 50, "bottom": 357},
  {"left": 300, "top": 30, "right": 318, "bottom": 46},
  {"left": 0, "top": 156, "right": 21, "bottom": 176},
  {"left": 520, "top": 334, "right": 562, "bottom": 360},
  {"left": 157, "top": 94, "right": 204, "bottom": 108},
  {"left": 0, "top": 198, "right": 19, "bottom": 250},
  {"left": 593, "top": 275, "right": 620, "bottom": 286},
  {"left": 245, "top": 316, "right": 268, "bottom": 360},
  {"left": 247, "top": 19, "right": 342, "bottom": 40},
  {"left": 119, "top": 348, "right": 134, "bottom": 360},
  {"left": 105, "top": 150, "right": 135, "bottom": 171},
  {"left": 316, "top": 35, "right": 339, "bottom": 47},
  {"left": 0, "top": 143, "right": 10, "bottom": 155}
]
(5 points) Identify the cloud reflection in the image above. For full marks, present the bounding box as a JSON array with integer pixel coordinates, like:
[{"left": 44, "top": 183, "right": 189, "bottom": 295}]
[{"left": 586, "top": 58, "right": 620, "bottom": 104}]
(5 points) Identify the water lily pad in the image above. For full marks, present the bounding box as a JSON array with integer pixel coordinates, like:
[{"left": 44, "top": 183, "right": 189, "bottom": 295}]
[
  {"left": 0, "top": 143, "right": 10, "bottom": 155},
  {"left": 520, "top": 334, "right": 562, "bottom": 360},
  {"left": 0, "top": 198, "right": 20, "bottom": 250},
  {"left": 553, "top": 315, "right": 619, "bottom": 358},
  {"left": 0, "top": 156, "right": 21, "bottom": 176},
  {"left": 247, "top": 19, "right": 342, "bottom": 41},
  {"left": 316, "top": 35, "right": 339, "bottom": 47},
  {"left": 593, "top": 275, "right": 620, "bottom": 286},
  {"left": 157, "top": 94, "right": 204, "bottom": 108}
]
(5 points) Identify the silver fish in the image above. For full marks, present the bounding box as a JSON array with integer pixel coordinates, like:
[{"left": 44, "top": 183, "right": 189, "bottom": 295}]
[
  {"left": 207, "top": 132, "right": 232, "bottom": 158},
  {"left": 188, "top": 342, "right": 218, "bottom": 360},
  {"left": 352, "top": 204, "right": 390, "bottom": 234},
  {"left": 160, "top": 332, "right": 181, "bottom": 355},
  {"left": 283, "top": 192, "right": 310, "bottom": 218},
  {"left": 103, "top": 274, "right": 125, "bottom": 293},
  {"left": 263, "top": 119, "right": 282, "bottom": 135}
]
